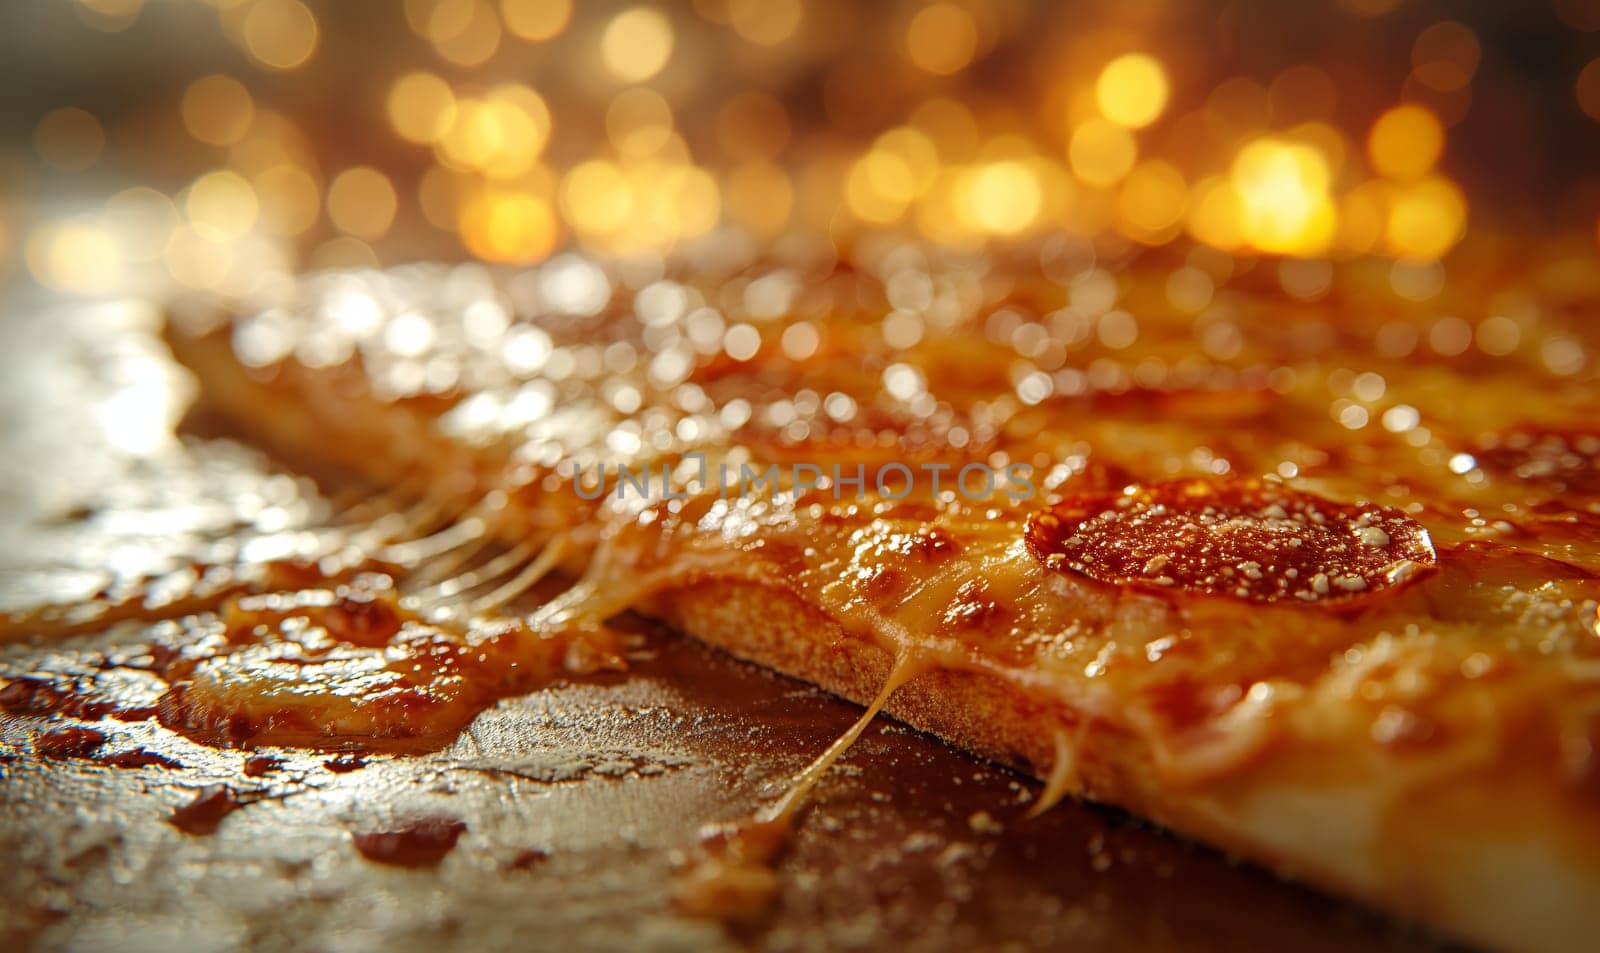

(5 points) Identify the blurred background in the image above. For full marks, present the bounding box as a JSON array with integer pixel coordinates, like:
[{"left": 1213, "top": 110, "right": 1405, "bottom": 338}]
[{"left": 2, "top": 0, "right": 1600, "bottom": 301}]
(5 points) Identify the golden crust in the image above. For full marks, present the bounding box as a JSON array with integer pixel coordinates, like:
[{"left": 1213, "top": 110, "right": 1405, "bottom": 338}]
[
  {"left": 653, "top": 578, "right": 1600, "bottom": 953},
  {"left": 654, "top": 582, "right": 1061, "bottom": 778}
]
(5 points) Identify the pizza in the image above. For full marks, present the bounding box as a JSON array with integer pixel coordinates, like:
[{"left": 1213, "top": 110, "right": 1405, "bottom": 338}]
[{"left": 10, "top": 240, "right": 1600, "bottom": 950}]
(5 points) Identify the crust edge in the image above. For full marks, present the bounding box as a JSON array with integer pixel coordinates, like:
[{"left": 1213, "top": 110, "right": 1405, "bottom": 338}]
[{"left": 653, "top": 578, "right": 1600, "bottom": 953}]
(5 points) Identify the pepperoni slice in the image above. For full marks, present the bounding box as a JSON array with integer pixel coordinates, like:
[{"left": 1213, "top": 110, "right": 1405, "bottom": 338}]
[{"left": 1025, "top": 479, "right": 1436, "bottom": 605}]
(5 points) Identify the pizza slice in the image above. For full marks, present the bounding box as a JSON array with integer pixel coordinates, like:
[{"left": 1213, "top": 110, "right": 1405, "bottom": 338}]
[{"left": 158, "top": 249, "right": 1600, "bottom": 952}]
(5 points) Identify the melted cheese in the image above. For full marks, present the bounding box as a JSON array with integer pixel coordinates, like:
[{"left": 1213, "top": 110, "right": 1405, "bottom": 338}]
[
  {"left": 760, "top": 649, "right": 927, "bottom": 825},
  {"left": 152, "top": 574, "right": 628, "bottom": 749},
  {"left": 147, "top": 251, "right": 1600, "bottom": 802},
  {"left": 1029, "top": 728, "right": 1082, "bottom": 818}
]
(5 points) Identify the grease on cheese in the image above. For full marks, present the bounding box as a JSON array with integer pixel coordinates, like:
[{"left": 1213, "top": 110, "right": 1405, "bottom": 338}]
[{"left": 152, "top": 573, "right": 627, "bottom": 749}]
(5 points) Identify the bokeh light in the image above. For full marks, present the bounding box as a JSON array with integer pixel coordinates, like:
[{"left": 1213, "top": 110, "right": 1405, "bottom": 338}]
[
  {"left": 1231, "top": 138, "right": 1336, "bottom": 255},
  {"left": 34, "top": 107, "right": 105, "bottom": 172},
  {"left": 241, "top": 0, "right": 319, "bottom": 71},
  {"left": 1070, "top": 119, "right": 1137, "bottom": 187},
  {"left": 501, "top": 0, "right": 572, "bottom": 42},
  {"left": 602, "top": 7, "right": 675, "bottom": 83},
  {"left": 388, "top": 72, "right": 458, "bottom": 145},
  {"left": 182, "top": 76, "right": 256, "bottom": 147},
  {"left": 186, "top": 170, "right": 259, "bottom": 243},
  {"left": 327, "top": 167, "right": 398, "bottom": 240},
  {"left": 13, "top": 0, "right": 1600, "bottom": 300},
  {"left": 253, "top": 164, "right": 321, "bottom": 236},
  {"left": 1118, "top": 161, "right": 1187, "bottom": 242},
  {"left": 906, "top": 3, "right": 979, "bottom": 76},
  {"left": 1386, "top": 176, "right": 1466, "bottom": 259},
  {"left": 1368, "top": 105, "right": 1443, "bottom": 180},
  {"left": 1096, "top": 54, "right": 1170, "bottom": 129},
  {"left": 728, "top": 0, "right": 803, "bottom": 46},
  {"left": 427, "top": 0, "right": 503, "bottom": 66},
  {"left": 460, "top": 188, "right": 559, "bottom": 262},
  {"left": 26, "top": 218, "right": 122, "bottom": 293},
  {"left": 963, "top": 160, "right": 1043, "bottom": 236}
]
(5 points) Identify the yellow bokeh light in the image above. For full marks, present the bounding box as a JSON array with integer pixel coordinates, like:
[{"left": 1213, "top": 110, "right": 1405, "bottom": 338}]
[
  {"left": 729, "top": 0, "right": 802, "bottom": 46},
  {"left": 875, "top": 127, "right": 941, "bottom": 193},
  {"left": 402, "top": 0, "right": 437, "bottom": 37},
  {"left": 1186, "top": 175, "right": 1244, "bottom": 250},
  {"left": 963, "top": 160, "right": 1043, "bottom": 236},
  {"left": 501, "top": 0, "right": 571, "bottom": 41},
  {"left": 487, "top": 84, "right": 553, "bottom": 175},
  {"left": 388, "top": 72, "right": 457, "bottom": 144},
  {"left": 607, "top": 88, "right": 675, "bottom": 157},
  {"left": 165, "top": 224, "right": 233, "bottom": 290},
  {"left": 182, "top": 75, "right": 255, "bottom": 147},
  {"left": 34, "top": 107, "right": 105, "bottom": 172},
  {"left": 1117, "top": 160, "right": 1187, "bottom": 241},
  {"left": 1286, "top": 121, "right": 1348, "bottom": 179},
  {"left": 225, "top": 110, "right": 313, "bottom": 177},
  {"left": 561, "top": 160, "right": 634, "bottom": 235},
  {"left": 602, "top": 7, "right": 675, "bottom": 83},
  {"left": 438, "top": 85, "right": 552, "bottom": 178},
  {"left": 327, "top": 167, "right": 398, "bottom": 240},
  {"left": 242, "top": 0, "right": 319, "bottom": 70},
  {"left": 460, "top": 189, "right": 559, "bottom": 262},
  {"left": 1096, "top": 53, "right": 1170, "bottom": 129},
  {"left": 423, "top": 0, "right": 476, "bottom": 41},
  {"left": 649, "top": 164, "right": 721, "bottom": 240},
  {"left": 430, "top": 0, "right": 502, "bottom": 66},
  {"left": 1386, "top": 176, "right": 1466, "bottom": 260},
  {"left": 1028, "top": 157, "right": 1075, "bottom": 224},
  {"left": 1367, "top": 105, "right": 1443, "bottom": 180},
  {"left": 26, "top": 219, "right": 122, "bottom": 294},
  {"left": 1231, "top": 137, "right": 1336, "bottom": 256},
  {"left": 105, "top": 186, "right": 179, "bottom": 261},
  {"left": 253, "top": 164, "right": 321, "bottom": 236},
  {"left": 31, "top": 0, "right": 1504, "bottom": 274},
  {"left": 1069, "top": 119, "right": 1137, "bottom": 187},
  {"left": 913, "top": 171, "right": 969, "bottom": 244},
  {"left": 562, "top": 159, "right": 720, "bottom": 252},
  {"left": 906, "top": 2, "right": 978, "bottom": 76},
  {"left": 448, "top": 101, "right": 496, "bottom": 163},
  {"left": 845, "top": 157, "right": 910, "bottom": 224},
  {"left": 186, "top": 170, "right": 259, "bottom": 242}
]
